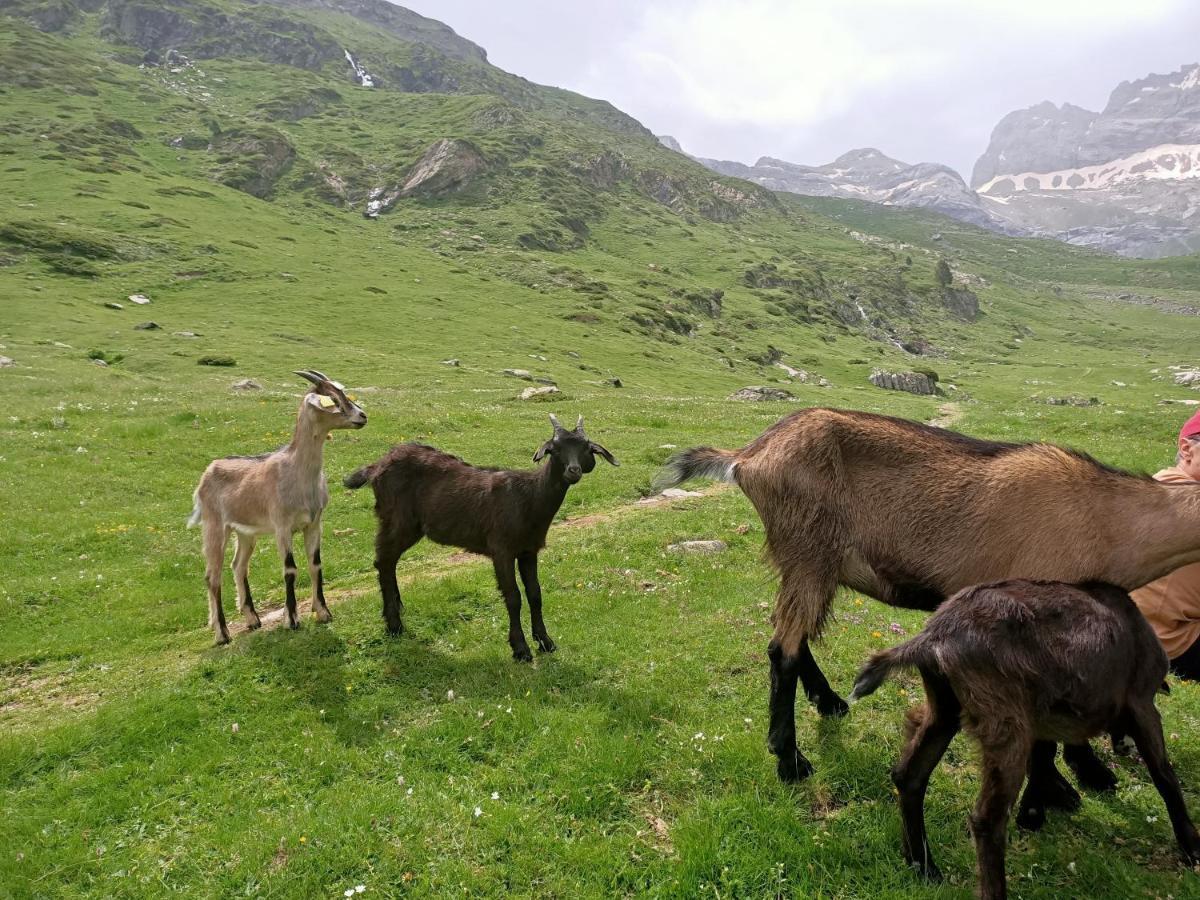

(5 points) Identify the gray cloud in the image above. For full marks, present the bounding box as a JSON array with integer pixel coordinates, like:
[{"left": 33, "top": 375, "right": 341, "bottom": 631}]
[{"left": 398, "top": 0, "right": 1200, "bottom": 178}]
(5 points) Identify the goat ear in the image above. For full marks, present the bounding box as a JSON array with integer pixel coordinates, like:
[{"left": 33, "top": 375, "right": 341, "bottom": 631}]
[
  {"left": 533, "top": 440, "right": 554, "bottom": 462},
  {"left": 589, "top": 441, "right": 618, "bottom": 466}
]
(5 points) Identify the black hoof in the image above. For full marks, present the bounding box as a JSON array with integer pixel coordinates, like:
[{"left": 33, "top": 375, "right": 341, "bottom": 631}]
[
  {"left": 1068, "top": 755, "right": 1119, "bottom": 793},
  {"left": 815, "top": 694, "right": 850, "bottom": 718},
  {"left": 775, "top": 748, "right": 814, "bottom": 783},
  {"left": 1041, "top": 772, "right": 1082, "bottom": 812},
  {"left": 512, "top": 646, "right": 533, "bottom": 663},
  {"left": 536, "top": 636, "right": 557, "bottom": 653},
  {"left": 1015, "top": 801, "right": 1046, "bottom": 832},
  {"left": 908, "top": 860, "right": 942, "bottom": 883},
  {"left": 385, "top": 622, "right": 404, "bottom": 637}
]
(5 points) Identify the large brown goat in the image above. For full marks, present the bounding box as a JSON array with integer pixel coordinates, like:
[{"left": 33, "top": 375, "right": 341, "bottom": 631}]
[
  {"left": 658, "top": 407, "right": 1200, "bottom": 786},
  {"left": 850, "top": 580, "right": 1200, "bottom": 899}
]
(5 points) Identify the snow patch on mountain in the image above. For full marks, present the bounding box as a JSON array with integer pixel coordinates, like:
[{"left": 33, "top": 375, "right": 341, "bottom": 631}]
[{"left": 979, "top": 144, "right": 1200, "bottom": 195}]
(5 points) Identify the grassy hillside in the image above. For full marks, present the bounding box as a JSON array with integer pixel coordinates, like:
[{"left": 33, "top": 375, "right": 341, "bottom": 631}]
[{"left": 5, "top": 2, "right": 1200, "bottom": 896}]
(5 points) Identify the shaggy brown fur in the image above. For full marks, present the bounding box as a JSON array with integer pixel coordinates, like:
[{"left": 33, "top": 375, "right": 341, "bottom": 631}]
[
  {"left": 658, "top": 407, "right": 1200, "bottom": 782},
  {"left": 851, "top": 580, "right": 1200, "bottom": 899},
  {"left": 344, "top": 415, "right": 616, "bottom": 660}
]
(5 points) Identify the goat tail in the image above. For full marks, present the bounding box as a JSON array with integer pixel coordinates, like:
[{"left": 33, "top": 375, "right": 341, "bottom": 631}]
[
  {"left": 653, "top": 446, "right": 739, "bottom": 492},
  {"left": 343, "top": 464, "right": 374, "bottom": 490},
  {"left": 186, "top": 495, "right": 202, "bottom": 529},
  {"left": 848, "top": 635, "right": 932, "bottom": 702}
]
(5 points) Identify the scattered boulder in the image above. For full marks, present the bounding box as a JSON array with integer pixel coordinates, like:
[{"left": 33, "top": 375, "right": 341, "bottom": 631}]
[
  {"left": 198, "top": 355, "right": 236, "bottom": 367},
  {"left": 869, "top": 370, "right": 937, "bottom": 396},
  {"left": 776, "top": 362, "right": 830, "bottom": 386},
  {"left": 1160, "top": 399, "right": 1200, "bottom": 406},
  {"left": 173, "top": 331, "right": 200, "bottom": 338},
  {"left": 503, "top": 368, "right": 533, "bottom": 380},
  {"left": 231, "top": 379, "right": 262, "bottom": 391},
  {"left": 1038, "top": 396, "right": 1100, "bottom": 407},
  {"left": 941, "top": 287, "right": 979, "bottom": 321},
  {"left": 1174, "top": 371, "right": 1200, "bottom": 387},
  {"left": 520, "top": 385, "right": 560, "bottom": 401},
  {"left": 730, "top": 386, "right": 794, "bottom": 402},
  {"left": 605, "top": 377, "right": 623, "bottom": 388},
  {"left": 92, "top": 358, "right": 108, "bottom": 367},
  {"left": 441, "top": 358, "right": 460, "bottom": 367},
  {"left": 128, "top": 293, "right": 151, "bottom": 305},
  {"left": 637, "top": 487, "right": 704, "bottom": 506},
  {"left": 104, "top": 301, "right": 123, "bottom": 310},
  {"left": 668, "top": 540, "right": 727, "bottom": 554},
  {"left": 0, "top": 356, "right": 13, "bottom": 367},
  {"left": 133, "top": 321, "right": 160, "bottom": 330}
]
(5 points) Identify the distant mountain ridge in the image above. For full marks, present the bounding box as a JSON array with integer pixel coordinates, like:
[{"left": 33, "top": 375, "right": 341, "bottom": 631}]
[{"left": 665, "top": 61, "right": 1200, "bottom": 258}]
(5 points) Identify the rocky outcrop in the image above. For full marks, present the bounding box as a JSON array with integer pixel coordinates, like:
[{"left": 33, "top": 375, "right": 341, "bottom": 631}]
[
  {"left": 729, "top": 386, "right": 794, "bottom": 402},
  {"left": 869, "top": 370, "right": 937, "bottom": 395},
  {"left": 400, "top": 138, "right": 486, "bottom": 197},
  {"left": 210, "top": 127, "right": 296, "bottom": 198},
  {"left": 941, "top": 287, "right": 980, "bottom": 322},
  {"left": 973, "top": 64, "right": 1200, "bottom": 257}
]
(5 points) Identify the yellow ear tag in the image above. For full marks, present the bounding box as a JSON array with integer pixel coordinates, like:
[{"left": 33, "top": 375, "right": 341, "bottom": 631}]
[{"left": 317, "top": 395, "right": 336, "bottom": 409}]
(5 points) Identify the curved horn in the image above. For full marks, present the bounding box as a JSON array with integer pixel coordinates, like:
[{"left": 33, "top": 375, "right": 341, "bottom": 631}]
[
  {"left": 309, "top": 369, "right": 331, "bottom": 383},
  {"left": 549, "top": 413, "right": 565, "bottom": 432},
  {"left": 295, "top": 370, "right": 323, "bottom": 387},
  {"left": 575, "top": 415, "right": 584, "bottom": 433}
]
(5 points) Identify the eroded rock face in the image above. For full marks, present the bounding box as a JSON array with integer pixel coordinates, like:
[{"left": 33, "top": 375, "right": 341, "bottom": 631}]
[
  {"left": 869, "top": 371, "right": 937, "bottom": 395},
  {"left": 211, "top": 127, "right": 296, "bottom": 198},
  {"left": 400, "top": 138, "right": 486, "bottom": 198},
  {"left": 729, "top": 386, "right": 794, "bottom": 402}
]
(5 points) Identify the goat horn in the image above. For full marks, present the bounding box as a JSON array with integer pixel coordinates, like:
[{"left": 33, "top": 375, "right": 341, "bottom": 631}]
[
  {"left": 575, "top": 415, "right": 584, "bottom": 433},
  {"left": 294, "top": 370, "right": 323, "bottom": 387},
  {"left": 548, "top": 413, "right": 564, "bottom": 432},
  {"left": 310, "top": 369, "right": 332, "bottom": 383}
]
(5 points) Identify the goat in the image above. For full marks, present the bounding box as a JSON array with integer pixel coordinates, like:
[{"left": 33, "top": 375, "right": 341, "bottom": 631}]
[
  {"left": 656, "top": 406, "right": 1200, "bottom": 790},
  {"left": 188, "top": 370, "right": 366, "bottom": 644},
  {"left": 343, "top": 414, "right": 617, "bottom": 660},
  {"left": 850, "top": 580, "right": 1200, "bottom": 899}
]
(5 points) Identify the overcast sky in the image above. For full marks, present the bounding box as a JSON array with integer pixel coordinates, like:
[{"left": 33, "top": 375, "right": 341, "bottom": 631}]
[{"left": 398, "top": 0, "right": 1200, "bottom": 180}]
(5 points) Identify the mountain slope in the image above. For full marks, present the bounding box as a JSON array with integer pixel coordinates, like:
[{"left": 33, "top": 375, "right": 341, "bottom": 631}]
[{"left": 973, "top": 63, "right": 1200, "bottom": 257}]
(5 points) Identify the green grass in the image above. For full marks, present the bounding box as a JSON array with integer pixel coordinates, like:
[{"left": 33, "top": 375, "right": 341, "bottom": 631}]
[{"left": 5, "top": 4, "right": 1200, "bottom": 897}]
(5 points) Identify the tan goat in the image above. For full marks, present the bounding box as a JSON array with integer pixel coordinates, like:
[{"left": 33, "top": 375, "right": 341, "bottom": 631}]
[
  {"left": 188, "top": 370, "right": 366, "bottom": 644},
  {"left": 657, "top": 407, "right": 1200, "bottom": 784}
]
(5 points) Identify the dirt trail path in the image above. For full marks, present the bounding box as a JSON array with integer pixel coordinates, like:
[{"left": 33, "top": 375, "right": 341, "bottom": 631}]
[{"left": 928, "top": 402, "right": 963, "bottom": 429}]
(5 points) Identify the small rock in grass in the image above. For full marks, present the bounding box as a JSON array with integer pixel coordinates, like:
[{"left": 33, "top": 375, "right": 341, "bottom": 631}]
[
  {"left": 730, "top": 386, "right": 794, "bottom": 402},
  {"left": 173, "top": 331, "right": 200, "bottom": 338},
  {"left": 231, "top": 379, "right": 262, "bottom": 391},
  {"left": 128, "top": 293, "right": 151, "bottom": 305},
  {"left": 520, "top": 385, "right": 560, "bottom": 401},
  {"left": 198, "top": 355, "right": 236, "bottom": 367},
  {"left": 442, "top": 358, "right": 460, "bottom": 367},
  {"left": 93, "top": 358, "right": 109, "bottom": 367},
  {"left": 668, "top": 540, "right": 727, "bottom": 554},
  {"left": 133, "top": 321, "right": 160, "bottom": 330},
  {"left": 104, "top": 301, "right": 123, "bottom": 310},
  {"left": 503, "top": 368, "right": 533, "bottom": 380},
  {"left": 0, "top": 356, "right": 13, "bottom": 368}
]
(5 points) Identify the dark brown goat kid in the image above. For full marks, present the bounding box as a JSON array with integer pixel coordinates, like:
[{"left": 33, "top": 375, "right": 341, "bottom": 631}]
[
  {"left": 344, "top": 415, "right": 617, "bottom": 660},
  {"left": 850, "top": 580, "right": 1200, "bottom": 900},
  {"left": 658, "top": 407, "right": 1200, "bottom": 791}
]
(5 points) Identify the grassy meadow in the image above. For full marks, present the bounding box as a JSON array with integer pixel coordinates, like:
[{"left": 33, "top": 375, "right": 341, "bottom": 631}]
[{"left": 6, "top": 8, "right": 1200, "bottom": 898}]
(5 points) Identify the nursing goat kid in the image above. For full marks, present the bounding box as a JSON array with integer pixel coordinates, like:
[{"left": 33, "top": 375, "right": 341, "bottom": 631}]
[
  {"left": 658, "top": 407, "right": 1200, "bottom": 789},
  {"left": 343, "top": 414, "right": 617, "bottom": 660},
  {"left": 851, "top": 580, "right": 1200, "bottom": 900},
  {"left": 188, "top": 370, "right": 366, "bottom": 644}
]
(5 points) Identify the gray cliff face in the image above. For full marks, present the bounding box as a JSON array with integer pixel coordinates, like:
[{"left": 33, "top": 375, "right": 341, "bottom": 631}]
[
  {"left": 664, "top": 141, "right": 1010, "bottom": 232},
  {"left": 970, "top": 101, "right": 1097, "bottom": 188},
  {"left": 973, "top": 63, "right": 1200, "bottom": 257}
]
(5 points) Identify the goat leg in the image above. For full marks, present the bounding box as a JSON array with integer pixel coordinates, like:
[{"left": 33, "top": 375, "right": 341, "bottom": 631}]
[
  {"left": 518, "top": 552, "right": 555, "bottom": 653},
  {"left": 232, "top": 533, "right": 261, "bottom": 630},
  {"left": 971, "top": 738, "right": 1030, "bottom": 900},
  {"left": 1016, "top": 741, "right": 1081, "bottom": 831},
  {"left": 1123, "top": 703, "right": 1200, "bottom": 865},
  {"left": 494, "top": 556, "right": 532, "bottom": 662},
  {"left": 767, "top": 639, "right": 814, "bottom": 782},
  {"left": 277, "top": 531, "right": 300, "bottom": 630},
  {"left": 797, "top": 640, "right": 849, "bottom": 717},
  {"left": 205, "top": 521, "right": 231, "bottom": 645},
  {"left": 892, "top": 674, "right": 960, "bottom": 882},
  {"left": 304, "top": 523, "right": 332, "bottom": 624},
  {"left": 1063, "top": 741, "right": 1118, "bottom": 792}
]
